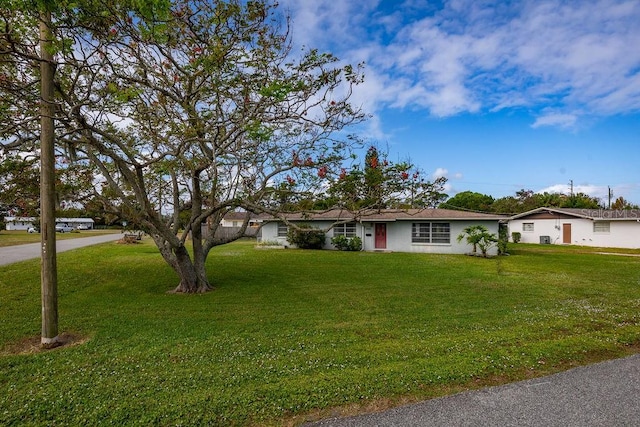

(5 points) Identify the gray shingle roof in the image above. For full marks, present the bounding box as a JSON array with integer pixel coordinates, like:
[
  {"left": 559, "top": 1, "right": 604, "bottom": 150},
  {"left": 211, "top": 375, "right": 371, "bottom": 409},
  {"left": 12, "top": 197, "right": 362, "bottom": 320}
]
[
  {"left": 510, "top": 207, "right": 640, "bottom": 221},
  {"left": 255, "top": 208, "right": 506, "bottom": 222}
]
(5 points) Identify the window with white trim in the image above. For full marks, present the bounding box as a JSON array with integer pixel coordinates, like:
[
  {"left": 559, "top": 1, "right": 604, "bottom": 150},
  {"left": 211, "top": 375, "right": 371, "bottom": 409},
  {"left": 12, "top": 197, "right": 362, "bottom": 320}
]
[
  {"left": 522, "top": 223, "right": 534, "bottom": 232},
  {"left": 593, "top": 221, "right": 610, "bottom": 233},
  {"left": 412, "top": 222, "right": 450, "bottom": 244},
  {"left": 277, "top": 222, "right": 288, "bottom": 237},
  {"left": 333, "top": 222, "right": 357, "bottom": 237}
]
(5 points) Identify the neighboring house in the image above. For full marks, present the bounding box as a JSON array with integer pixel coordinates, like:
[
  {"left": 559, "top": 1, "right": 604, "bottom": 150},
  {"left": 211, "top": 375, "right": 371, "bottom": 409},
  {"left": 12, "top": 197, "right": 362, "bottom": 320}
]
[
  {"left": 509, "top": 207, "right": 640, "bottom": 249},
  {"left": 4, "top": 217, "right": 95, "bottom": 231},
  {"left": 219, "top": 211, "right": 262, "bottom": 229},
  {"left": 3, "top": 217, "right": 35, "bottom": 231},
  {"left": 202, "top": 211, "right": 261, "bottom": 239},
  {"left": 258, "top": 209, "right": 506, "bottom": 255}
]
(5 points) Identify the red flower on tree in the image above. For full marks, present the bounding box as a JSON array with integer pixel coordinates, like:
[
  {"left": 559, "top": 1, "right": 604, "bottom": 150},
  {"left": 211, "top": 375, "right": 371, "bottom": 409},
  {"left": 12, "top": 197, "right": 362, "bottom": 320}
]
[
  {"left": 339, "top": 168, "right": 347, "bottom": 180},
  {"left": 292, "top": 151, "right": 301, "bottom": 166},
  {"left": 401, "top": 171, "right": 409, "bottom": 180},
  {"left": 317, "top": 166, "right": 328, "bottom": 178},
  {"left": 286, "top": 175, "right": 295, "bottom": 185}
]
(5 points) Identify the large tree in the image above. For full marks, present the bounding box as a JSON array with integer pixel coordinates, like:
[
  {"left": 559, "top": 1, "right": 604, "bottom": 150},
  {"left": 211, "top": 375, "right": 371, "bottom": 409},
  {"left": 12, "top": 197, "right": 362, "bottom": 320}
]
[{"left": 1, "top": 0, "right": 365, "bottom": 293}]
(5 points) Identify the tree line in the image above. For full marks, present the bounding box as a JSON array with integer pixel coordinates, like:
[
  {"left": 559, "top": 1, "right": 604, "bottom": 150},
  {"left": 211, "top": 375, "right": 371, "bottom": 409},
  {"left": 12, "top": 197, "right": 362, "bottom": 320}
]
[{"left": 442, "top": 189, "right": 638, "bottom": 215}]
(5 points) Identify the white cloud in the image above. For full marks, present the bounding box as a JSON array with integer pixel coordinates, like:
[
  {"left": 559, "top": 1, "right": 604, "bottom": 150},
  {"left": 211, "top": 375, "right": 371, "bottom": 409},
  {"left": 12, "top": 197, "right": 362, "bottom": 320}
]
[
  {"left": 535, "top": 183, "right": 640, "bottom": 205},
  {"left": 536, "top": 183, "right": 608, "bottom": 200},
  {"left": 431, "top": 168, "right": 463, "bottom": 194},
  {"left": 536, "top": 184, "right": 571, "bottom": 194},
  {"left": 432, "top": 167, "right": 448, "bottom": 179},
  {"left": 283, "top": 0, "right": 640, "bottom": 128},
  {"left": 531, "top": 113, "right": 578, "bottom": 129}
]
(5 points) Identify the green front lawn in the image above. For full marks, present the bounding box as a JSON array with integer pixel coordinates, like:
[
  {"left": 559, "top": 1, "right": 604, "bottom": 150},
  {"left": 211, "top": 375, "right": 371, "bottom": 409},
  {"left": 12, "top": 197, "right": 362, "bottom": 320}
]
[{"left": 1, "top": 240, "right": 639, "bottom": 426}]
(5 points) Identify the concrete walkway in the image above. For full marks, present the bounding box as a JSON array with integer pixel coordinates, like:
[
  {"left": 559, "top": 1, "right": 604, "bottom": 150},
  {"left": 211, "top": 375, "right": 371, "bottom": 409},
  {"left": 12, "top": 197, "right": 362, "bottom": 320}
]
[
  {"left": 0, "top": 233, "right": 124, "bottom": 266},
  {"left": 306, "top": 354, "right": 640, "bottom": 426}
]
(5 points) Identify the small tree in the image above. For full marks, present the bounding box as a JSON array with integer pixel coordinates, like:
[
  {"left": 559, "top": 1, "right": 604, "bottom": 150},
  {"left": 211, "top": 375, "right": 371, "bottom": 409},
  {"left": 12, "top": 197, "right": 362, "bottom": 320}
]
[
  {"left": 457, "top": 225, "right": 486, "bottom": 254},
  {"left": 457, "top": 225, "right": 498, "bottom": 257},
  {"left": 324, "top": 146, "right": 448, "bottom": 211},
  {"left": 477, "top": 232, "right": 498, "bottom": 257}
]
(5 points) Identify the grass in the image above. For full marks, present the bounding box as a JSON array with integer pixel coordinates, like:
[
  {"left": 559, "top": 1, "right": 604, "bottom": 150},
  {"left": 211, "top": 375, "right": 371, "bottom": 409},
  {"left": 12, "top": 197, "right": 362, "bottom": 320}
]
[
  {"left": 0, "top": 229, "right": 120, "bottom": 247},
  {"left": 1, "top": 240, "right": 640, "bottom": 426}
]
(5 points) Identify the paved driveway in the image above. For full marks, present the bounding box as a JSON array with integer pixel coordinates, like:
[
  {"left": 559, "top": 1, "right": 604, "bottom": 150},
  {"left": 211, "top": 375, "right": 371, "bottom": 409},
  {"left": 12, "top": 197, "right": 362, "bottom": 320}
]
[
  {"left": 0, "top": 233, "right": 123, "bottom": 266},
  {"left": 306, "top": 354, "right": 640, "bottom": 426}
]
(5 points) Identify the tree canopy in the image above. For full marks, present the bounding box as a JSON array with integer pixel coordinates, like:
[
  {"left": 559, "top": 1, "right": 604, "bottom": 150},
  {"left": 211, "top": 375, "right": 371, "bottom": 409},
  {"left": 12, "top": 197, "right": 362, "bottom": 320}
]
[
  {"left": 442, "top": 189, "right": 605, "bottom": 214},
  {"left": 442, "top": 191, "right": 494, "bottom": 212}
]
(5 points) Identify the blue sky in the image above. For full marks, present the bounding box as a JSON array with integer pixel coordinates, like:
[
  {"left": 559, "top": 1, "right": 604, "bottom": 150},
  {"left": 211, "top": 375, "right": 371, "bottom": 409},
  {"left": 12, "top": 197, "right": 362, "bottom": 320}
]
[{"left": 279, "top": 0, "right": 640, "bottom": 205}]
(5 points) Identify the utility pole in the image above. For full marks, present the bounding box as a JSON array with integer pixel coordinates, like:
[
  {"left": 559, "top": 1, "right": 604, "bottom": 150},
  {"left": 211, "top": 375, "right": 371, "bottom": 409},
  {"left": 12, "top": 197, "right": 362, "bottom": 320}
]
[
  {"left": 569, "top": 179, "right": 574, "bottom": 198},
  {"left": 40, "top": 10, "right": 59, "bottom": 348},
  {"left": 608, "top": 186, "right": 612, "bottom": 209}
]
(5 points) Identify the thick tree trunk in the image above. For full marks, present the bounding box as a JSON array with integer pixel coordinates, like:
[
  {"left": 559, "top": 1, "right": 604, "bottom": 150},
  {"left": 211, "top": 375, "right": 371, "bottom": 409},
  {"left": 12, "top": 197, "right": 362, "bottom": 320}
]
[
  {"left": 169, "top": 245, "right": 213, "bottom": 294},
  {"left": 150, "top": 232, "right": 213, "bottom": 294}
]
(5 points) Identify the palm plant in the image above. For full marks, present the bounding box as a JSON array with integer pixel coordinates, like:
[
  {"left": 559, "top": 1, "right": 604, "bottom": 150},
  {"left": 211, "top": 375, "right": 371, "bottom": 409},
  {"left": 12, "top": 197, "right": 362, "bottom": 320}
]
[{"left": 457, "top": 225, "right": 498, "bottom": 257}]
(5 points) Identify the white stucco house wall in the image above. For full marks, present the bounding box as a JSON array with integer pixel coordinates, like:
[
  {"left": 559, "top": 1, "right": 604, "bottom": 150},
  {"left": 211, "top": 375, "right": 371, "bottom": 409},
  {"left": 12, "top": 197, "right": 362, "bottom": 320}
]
[
  {"left": 4, "top": 217, "right": 95, "bottom": 230},
  {"left": 258, "top": 209, "right": 506, "bottom": 255},
  {"left": 508, "top": 207, "right": 640, "bottom": 249}
]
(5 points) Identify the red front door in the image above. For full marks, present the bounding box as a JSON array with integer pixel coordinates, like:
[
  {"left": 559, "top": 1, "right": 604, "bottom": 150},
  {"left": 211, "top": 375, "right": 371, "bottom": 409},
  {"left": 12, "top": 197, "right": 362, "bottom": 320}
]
[{"left": 375, "top": 223, "right": 387, "bottom": 249}]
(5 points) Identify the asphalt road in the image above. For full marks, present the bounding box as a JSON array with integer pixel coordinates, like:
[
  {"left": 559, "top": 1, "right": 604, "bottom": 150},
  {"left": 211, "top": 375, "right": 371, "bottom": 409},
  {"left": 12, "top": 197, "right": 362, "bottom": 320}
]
[
  {"left": 0, "top": 233, "right": 124, "bottom": 266},
  {"left": 306, "top": 354, "right": 640, "bottom": 426}
]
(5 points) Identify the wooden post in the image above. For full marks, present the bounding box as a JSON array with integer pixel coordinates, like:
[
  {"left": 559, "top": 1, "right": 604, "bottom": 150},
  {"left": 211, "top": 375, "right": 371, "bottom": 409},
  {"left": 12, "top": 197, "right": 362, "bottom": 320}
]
[{"left": 39, "top": 10, "right": 59, "bottom": 347}]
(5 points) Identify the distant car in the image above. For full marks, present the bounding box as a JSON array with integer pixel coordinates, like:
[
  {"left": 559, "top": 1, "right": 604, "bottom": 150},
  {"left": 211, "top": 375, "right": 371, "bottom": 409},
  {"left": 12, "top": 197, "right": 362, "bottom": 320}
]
[
  {"left": 77, "top": 225, "right": 89, "bottom": 230},
  {"left": 55, "top": 225, "right": 74, "bottom": 233},
  {"left": 27, "top": 227, "right": 38, "bottom": 233}
]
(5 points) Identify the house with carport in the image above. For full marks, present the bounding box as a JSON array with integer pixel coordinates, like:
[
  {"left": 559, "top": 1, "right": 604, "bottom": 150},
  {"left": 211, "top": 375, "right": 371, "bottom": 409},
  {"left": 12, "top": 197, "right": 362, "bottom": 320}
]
[
  {"left": 508, "top": 207, "right": 640, "bottom": 249},
  {"left": 258, "top": 208, "right": 506, "bottom": 255}
]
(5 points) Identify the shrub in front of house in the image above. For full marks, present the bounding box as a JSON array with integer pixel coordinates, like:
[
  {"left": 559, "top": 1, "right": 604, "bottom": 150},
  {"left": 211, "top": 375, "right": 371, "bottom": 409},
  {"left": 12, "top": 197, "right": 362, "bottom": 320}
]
[
  {"left": 511, "top": 232, "right": 521, "bottom": 243},
  {"left": 287, "top": 225, "right": 326, "bottom": 249},
  {"left": 331, "top": 235, "right": 362, "bottom": 251}
]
